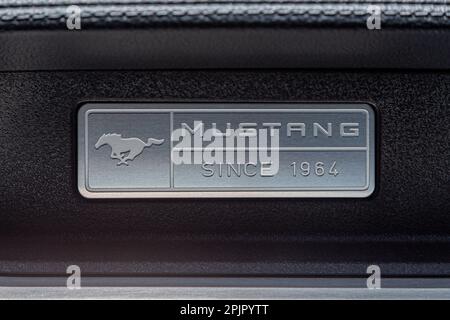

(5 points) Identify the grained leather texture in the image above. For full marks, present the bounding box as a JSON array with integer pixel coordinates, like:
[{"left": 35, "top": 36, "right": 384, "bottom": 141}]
[
  {"left": 0, "top": 70, "right": 449, "bottom": 277},
  {"left": 0, "top": 0, "right": 449, "bottom": 30}
]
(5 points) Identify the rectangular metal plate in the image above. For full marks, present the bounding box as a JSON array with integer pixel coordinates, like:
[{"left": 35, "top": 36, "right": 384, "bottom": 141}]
[{"left": 78, "top": 103, "right": 375, "bottom": 198}]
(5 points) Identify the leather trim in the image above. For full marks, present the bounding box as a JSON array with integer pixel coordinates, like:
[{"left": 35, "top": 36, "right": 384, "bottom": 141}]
[
  {"left": 1, "top": 1, "right": 449, "bottom": 70},
  {"left": 0, "top": 1, "right": 449, "bottom": 30},
  {"left": 1, "top": 28, "right": 450, "bottom": 71}
]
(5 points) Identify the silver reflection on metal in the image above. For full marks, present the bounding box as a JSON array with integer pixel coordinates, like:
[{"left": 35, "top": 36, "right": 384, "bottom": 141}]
[{"left": 78, "top": 103, "right": 375, "bottom": 198}]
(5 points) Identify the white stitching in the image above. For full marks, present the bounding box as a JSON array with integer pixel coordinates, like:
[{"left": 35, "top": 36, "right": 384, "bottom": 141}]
[{"left": 0, "top": 5, "right": 449, "bottom": 25}]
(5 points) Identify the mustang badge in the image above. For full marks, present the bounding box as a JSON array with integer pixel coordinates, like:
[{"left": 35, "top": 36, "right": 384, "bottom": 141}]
[{"left": 94, "top": 133, "right": 164, "bottom": 166}]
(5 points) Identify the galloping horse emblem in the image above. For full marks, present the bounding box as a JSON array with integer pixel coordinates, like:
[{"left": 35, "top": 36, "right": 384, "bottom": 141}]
[{"left": 95, "top": 133, "right": 165, "bottom": 166}]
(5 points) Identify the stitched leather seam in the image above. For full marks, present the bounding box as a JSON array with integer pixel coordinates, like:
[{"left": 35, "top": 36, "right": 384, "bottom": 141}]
[
  {"left": 1, "top": 0, "right": 449, "bottom": 7},
  {"left": 1, "top": 5, "right": 449, "bottom": 24}
]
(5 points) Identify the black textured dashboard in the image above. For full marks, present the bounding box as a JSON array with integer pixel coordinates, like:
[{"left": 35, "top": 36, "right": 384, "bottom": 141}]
[
  {"left": 0, "top": 1, "right": 449, "bottom": 282},
  {"left": 1, "top": 70, "right": 449, "bottom": 277}
]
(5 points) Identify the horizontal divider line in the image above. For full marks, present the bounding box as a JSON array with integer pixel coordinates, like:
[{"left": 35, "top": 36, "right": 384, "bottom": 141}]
[{"left": 171, "top": 147, "right": 368, "bottom": 151}]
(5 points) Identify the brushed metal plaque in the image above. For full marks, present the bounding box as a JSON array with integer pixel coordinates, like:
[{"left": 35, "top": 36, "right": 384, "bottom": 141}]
[{"left": 78, "top": 103, "right": 375, "bottom": 198}]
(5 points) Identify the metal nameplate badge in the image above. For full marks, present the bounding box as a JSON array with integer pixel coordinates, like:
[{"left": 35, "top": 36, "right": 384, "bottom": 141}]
[{"left": 78, "top": 103, "right": 375, "bottom": 198}]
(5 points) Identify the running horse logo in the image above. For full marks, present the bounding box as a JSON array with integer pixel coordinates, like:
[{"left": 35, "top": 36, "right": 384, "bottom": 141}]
[{"left": 95, "top": 133, "right": 165, "bottom": 166}]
